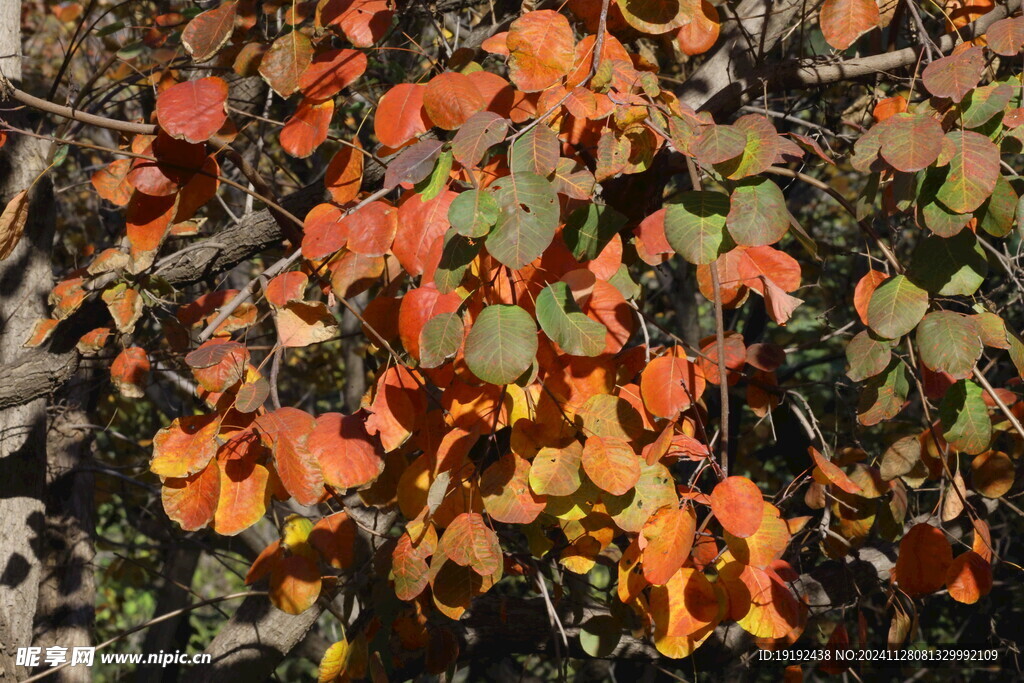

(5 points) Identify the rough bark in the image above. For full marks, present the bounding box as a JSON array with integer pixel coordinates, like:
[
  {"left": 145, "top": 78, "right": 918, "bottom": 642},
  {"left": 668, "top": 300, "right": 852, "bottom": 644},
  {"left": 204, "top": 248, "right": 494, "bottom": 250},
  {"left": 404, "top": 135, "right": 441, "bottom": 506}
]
[
  {"left": 32, "top": 376, "right": 96, "bottom": 683},
  {"left": 0, "top": 53, "right": 54, "bottom": 679}
]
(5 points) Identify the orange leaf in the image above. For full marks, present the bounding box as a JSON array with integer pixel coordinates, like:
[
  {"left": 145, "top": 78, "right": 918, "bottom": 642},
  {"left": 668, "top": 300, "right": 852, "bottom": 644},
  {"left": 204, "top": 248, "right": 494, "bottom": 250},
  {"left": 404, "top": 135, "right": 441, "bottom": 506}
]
[
  {"left": 480, "top": 452, "right": 546, "bottom": 524},
  {"left": 324, "top": 142, "right": 364, "bottom": 204},
  {"left": 212, "top": 433, "right": 271, "bottom": 536},
  {"left": 719, "top": 561, "right": 804, "bottom": 639},
  {"left": 945, "top": 550, "right": 992, "bottom": 604},
  {"left": 810, "top": 446, "right": 863, "bottom": 495},
  {"left": 162, "top": 460, "right": 220, "bottom": 531},
  {"left": 507, "top": 10, "right": 575, "bottom": 92},
  {"left": 299, "top": 48, "right": 367, "bottom": 101},
  {"left": 91, "top": 158, "right": 134, "bottom": 206},
  {"left": 893, "top": 523, "right": 953, "bottom": 596},
  {"left": 281, "top": 99, "right": 334, "bottom": 158},
  {"left": 255, "top": 408, "right": 324, "bottom": 505},
  {"left": 110, "top": 346, "right": 150, "bottom": 398},
  {"left": 309, "top": 511, "right": 358, "bottom": 569},
  {"left": 270, "top": 554, "right": 322, "bottom": 614},
  {"left": 423, "top": 72, "right": 486, "bottom": 130},
  {"left": 675, "top": 0, "right": 720, "bottom": 56},
  {"left": 723, "top": 503, "right": 791, "bottom": 568},
  {"left": 581, "top": 435, "right": 641, "bottom": 495},
  {"left": 819, "top": 0, "right": 881, "bottom": 51},
  {"left": 640, "top": 351, "right": 705, "bottom": 420},
  {"left": 437, "top": 512, "right": 502, "bottom": 576},
  {"left": 710, "top": 476, "right": 764, "bottom": 538},
  {"left": 151, "top": 414, "right": 220, "bottom": 479},
  {"left": 309, "top": 412, "right": 385, "bottom": 490},
  {"left": 641, "top": 505, "right": 697, "bottom": 585},
  {"left": 155, "top": 77, "right": 229, "bottom": 143}
]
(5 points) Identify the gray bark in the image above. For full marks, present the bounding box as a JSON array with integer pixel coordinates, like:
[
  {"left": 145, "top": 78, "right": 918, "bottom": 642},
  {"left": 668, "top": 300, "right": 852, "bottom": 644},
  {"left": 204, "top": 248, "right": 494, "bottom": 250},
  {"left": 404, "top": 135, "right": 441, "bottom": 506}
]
[
  {"left": 33, "top": 375, "right": 96, "bottom": 683},
  {"left": 0, "top": 25, "right": 54, "bottom": 672}
]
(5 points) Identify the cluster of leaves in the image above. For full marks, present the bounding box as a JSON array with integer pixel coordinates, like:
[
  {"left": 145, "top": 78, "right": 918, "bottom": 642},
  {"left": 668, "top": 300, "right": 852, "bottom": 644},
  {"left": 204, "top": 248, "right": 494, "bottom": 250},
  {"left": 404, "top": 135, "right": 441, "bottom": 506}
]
[{"left": 7, "top": 0, "right": 1024, "bottom": 678}]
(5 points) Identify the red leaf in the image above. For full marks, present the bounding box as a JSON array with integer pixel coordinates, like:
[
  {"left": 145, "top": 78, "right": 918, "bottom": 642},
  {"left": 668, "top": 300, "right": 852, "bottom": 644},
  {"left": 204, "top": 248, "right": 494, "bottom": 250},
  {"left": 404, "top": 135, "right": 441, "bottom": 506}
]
[
  {"left": 319, "top": 0, "right": 393, "bottom": 47},
  {"left": 156, "top": 77, "right": 229, "bottom": 143},
  {"left": 270, "top": 554, "right": 321, "bottom": 614},
  {"left": 423, "top": 72, "right": 486, "bottom": 131},
  {"left": 893, "top": 523, "right": 953, "bottom": 595},
  {"left": 299, "top": 48, "right": 367, "bottom": 101},
  {"left": 302, "top": 203, "right": 348, "bottom": 260},
  {"left": 398, "top": 285, "right": 462, "bottom": 361},
  {"left": 393, "top": 190, "right": 457, "bottom": 275},
  {"left": 110, "top": 346, "right": 150, "bottom": 398},
  {"left": 255, "top": 408, "right": 324, "bottom": 505},
  {"left": 922, "top": 46, "right": 985, "bottom": 102},
  {"left": 182, "top": 1, "right": 236, "bottom": 61},
  {"left": 324, "top": 143, "right": 364, "bottom": 204},
  {"left": 342, "top": 200, "right": 398, "bottom": 257},
  {"left": 280, "top": 99, "right": 334, "bottom": 158},
  {"left": 309, "top": 511, "right": 358, "bottom": 569},
  {"left": 308, "top": 412, "right": 385, "bottom": 489},
  {"left": 126, "top": 193, "right": 175, "bottom": 264},
  {"left": 374, "top": 84, "right": 432, "bottom": 149}
]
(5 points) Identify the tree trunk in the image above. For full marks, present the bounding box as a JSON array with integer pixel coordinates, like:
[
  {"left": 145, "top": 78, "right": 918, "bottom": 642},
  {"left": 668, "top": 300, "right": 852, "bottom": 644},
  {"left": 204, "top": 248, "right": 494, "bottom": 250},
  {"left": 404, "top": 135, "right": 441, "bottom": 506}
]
[
  {"left": 0, "top": 89, "right": 54, "bottom": 683},
  {"left": 33, "top": 375, "right": 96, "bottom": 683}
]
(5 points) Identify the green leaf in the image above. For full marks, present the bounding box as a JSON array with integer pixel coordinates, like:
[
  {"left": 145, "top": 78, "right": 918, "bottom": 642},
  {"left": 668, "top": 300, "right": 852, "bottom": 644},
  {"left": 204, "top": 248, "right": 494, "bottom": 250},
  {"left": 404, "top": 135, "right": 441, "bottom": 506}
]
[
  {"left": 726, "top": 177, "right": 788, "bottom": 246},
  {"left": 975, "top": 174, "right": 1018, "bottom": 238},
  {"left": 857, "top": 359, "right": 911, "bottom": 426},
  {"left": 415, "top": 149, "right": 453, "bottom": 202},
  {"left": 419, "top": 312, "right": 464, "bottom": 368},
  {"left": 936, "top": 131, "right": 1000, "bottom": 214},
  {"left": 846, "top": 330, "right": 892, "bottom": 382},
  {"left": 434, "top": 232, "right": 480, "bottom": 294},
  {"left": 464, "top": 304, "right": 538, "bottom": 384},
  {"left": 579, "top": 615, "right": 621, "bottom": 657},
  {"left": 536, "top": 281, "right": 606, "bottom": 357},
  {"left": 917, "top": 167, "right": 972, "bottom": 238},
  {"left": 907, "top": 231, "right": 988, "bottom": 296},
  {"left": 552, "top": 158, "right": 596, "bottom": 199},
  {"left": 960, "top": 82, "right": 1014, "bottom": 129},
  {"left": 486, "top": 172, "right": 559, "bottom": 269},
  {"left": 939, "top": 380, "right": 992, "bottom": 455},
  {"left": 449, "top": 190, "right": 499, "bottom": 238},
  {"left": 866, "top": 275, "right": 928, "bottom": 339},
  {"left": 450, "top": 111, "right": 508, "bottom": 168},
  {"left": 563, "top": 204, "right": 626, "bottom": 261},
  {"left": 510, "top": 124, "right": 559, "bottom": 177},
  {"left": 663, "top": 191, "right": 731, "bottom": 265},
  {"left": 916, "top": 311, "right": 982, "bottom": 380},
  {"left": 878, "top": 113, "right": 944, "bottom": 172}
]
